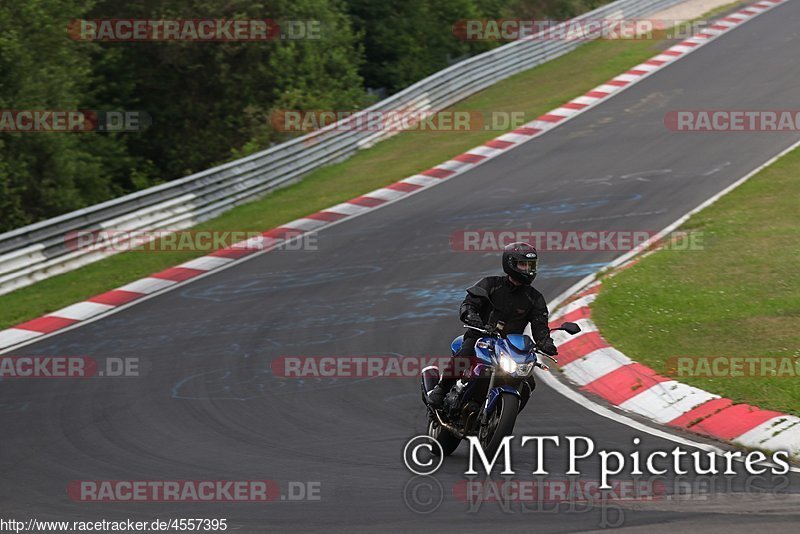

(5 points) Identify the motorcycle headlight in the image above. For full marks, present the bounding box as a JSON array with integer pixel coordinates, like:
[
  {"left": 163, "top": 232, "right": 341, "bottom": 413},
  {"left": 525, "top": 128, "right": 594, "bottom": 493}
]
[
  {"left": 498, "top": 351, "right": 517, "bottom": 374},
  {"left": 497, "top": 351, "right": 533, "bottom": 376},
  {"left": 516, "top": 362, "right": 534, "bottom": 376}
]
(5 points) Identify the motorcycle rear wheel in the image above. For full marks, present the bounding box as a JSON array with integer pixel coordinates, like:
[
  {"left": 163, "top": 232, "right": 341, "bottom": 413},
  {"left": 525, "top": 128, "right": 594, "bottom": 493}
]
[{"left": 427, "top": 418, "right": 461, "bottom": 456}]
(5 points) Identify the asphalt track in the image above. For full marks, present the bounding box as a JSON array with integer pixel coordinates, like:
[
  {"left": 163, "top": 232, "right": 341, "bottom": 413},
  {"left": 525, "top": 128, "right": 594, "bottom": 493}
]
[{"left": 3, "top": 2, "right": 800, "bottom": 532}]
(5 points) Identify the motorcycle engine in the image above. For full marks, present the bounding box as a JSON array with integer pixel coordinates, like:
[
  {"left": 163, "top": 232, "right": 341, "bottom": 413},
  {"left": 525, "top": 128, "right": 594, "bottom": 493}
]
[{"left": 445, "top": 389, "right": 460, "bottom": 410}]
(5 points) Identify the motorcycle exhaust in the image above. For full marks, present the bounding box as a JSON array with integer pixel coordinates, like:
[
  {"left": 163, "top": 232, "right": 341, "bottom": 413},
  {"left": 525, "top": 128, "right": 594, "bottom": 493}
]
[
  {"left": 421, "top": 366, "right": 440, "bottom": 395},
  {"left": 433, "top": 409, "right": 465, "bottom": 439}
]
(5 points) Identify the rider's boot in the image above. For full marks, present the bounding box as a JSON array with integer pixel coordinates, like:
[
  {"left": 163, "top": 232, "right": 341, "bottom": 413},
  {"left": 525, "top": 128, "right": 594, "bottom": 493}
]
[{"left": 427, "top": 377, "right": 456, "bottom": 408}]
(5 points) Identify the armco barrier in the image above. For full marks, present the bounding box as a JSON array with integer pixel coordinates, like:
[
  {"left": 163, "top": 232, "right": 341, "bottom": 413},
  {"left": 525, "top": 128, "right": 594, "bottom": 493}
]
[{"left": 0, "top": 0, "right": 684, "bottom": 295}]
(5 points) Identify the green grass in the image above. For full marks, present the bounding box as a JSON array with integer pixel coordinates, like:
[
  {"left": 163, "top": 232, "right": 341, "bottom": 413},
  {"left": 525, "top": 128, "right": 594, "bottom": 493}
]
[
  {"left": 592, "top": 146, "right": 800, "bottom": 416},
  {"left": 0, "top": 3, "right": 744, "bottom": 330}
]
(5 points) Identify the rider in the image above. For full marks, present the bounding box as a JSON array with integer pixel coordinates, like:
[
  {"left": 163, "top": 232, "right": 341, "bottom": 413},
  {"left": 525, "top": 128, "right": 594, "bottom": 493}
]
[{"left": 427, "top": 242, "right": 558, "bottom": 408}]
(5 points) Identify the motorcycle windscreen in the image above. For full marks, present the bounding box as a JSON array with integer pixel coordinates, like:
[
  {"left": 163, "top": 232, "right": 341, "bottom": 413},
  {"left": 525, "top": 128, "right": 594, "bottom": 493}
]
[{"left": 506, "top": 334, "right": 534, "bottom": 353}]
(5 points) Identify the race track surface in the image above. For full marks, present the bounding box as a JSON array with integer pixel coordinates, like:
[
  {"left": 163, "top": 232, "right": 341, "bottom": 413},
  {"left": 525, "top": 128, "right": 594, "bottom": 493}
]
[{"left": 2, "top": 2, "right": 800, "bottom": 531}]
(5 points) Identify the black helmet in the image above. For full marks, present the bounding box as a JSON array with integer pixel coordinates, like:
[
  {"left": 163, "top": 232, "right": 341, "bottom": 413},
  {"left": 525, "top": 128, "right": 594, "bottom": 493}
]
[{"left": 502, "top": 242, "right": 538, "bottom": 284}]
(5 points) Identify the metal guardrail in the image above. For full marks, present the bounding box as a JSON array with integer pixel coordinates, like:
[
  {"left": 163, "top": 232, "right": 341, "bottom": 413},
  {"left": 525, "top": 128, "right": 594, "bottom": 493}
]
[{"left": 0, "top": 0, "right": 683, "bottom": 295}]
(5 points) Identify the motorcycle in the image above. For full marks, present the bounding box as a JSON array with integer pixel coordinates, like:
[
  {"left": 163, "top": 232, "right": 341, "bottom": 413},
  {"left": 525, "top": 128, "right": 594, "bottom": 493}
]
[{"left": 420, "top": 286, "right": 581, "bottom": 457}]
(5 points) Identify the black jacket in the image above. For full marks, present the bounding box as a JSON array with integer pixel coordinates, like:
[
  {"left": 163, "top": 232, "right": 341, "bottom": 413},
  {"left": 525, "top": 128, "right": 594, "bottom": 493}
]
[{"left": 460, "top": 276, "right": 551, "bottom": 345}]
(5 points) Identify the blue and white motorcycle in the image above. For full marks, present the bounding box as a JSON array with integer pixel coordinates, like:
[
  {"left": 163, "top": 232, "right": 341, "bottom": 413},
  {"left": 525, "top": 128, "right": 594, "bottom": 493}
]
[{"left": 421, "top": 286, "right": 581, "bottom": 456}]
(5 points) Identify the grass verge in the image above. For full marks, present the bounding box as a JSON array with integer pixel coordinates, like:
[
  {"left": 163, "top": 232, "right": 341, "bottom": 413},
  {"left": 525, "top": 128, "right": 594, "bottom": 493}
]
[{"left": 592, "top": 146, "right": 800, "bottom": 416}]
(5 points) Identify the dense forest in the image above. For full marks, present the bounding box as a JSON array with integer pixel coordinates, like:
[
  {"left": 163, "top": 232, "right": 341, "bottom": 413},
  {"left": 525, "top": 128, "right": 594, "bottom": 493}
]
[{"left": 0, "top": 0, "right": 606, "bottom": 232}]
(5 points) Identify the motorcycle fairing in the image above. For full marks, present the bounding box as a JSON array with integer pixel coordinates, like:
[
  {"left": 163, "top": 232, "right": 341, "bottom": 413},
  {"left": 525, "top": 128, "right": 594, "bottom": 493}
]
[
  {"left": 450, "top": 335, "right": 463, "bottom": 356},
  {"left": 495, "top": 336, "right": 538, "bottom": 364}
]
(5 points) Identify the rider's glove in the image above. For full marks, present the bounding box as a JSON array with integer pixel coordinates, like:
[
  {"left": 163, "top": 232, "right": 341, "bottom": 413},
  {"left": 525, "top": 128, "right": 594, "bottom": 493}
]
[
  {"left": 464, "top": 311, "right": 484, "bottom": 328},
  {"left": 539, "top": 339, "right": 558, "bottom": 356}
]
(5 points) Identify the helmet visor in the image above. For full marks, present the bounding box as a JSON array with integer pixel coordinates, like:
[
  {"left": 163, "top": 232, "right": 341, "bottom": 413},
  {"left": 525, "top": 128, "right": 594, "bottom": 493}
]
[{"left": 513, "top": 257, "right": 538, "bottom": 275}]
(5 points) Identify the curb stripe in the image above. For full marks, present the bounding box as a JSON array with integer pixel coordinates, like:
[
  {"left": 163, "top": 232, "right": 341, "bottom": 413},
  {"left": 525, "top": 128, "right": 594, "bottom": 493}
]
[
  {"left": 617, "top": 381, "right": 720, "bottom": 425},
  {"left": 562, "top": 347, "right": 632, "bottom": 386},
  {"left": 581, "top": 362, "right": 670, "bottom": 405},
  {"left": 348, "top": 196, "right": 387, "bottom": 207},
  {"left": 323, "top": 202, "right": 371, "bottom": 216},
  {"left": 550, "top": 305, "right": 592, "bottom": 326},
  {"left": 387, "top": 181, "right": 424, "bottom": 193},
  {"left": 484, "top": 139, "right": 515, "bottom": 149},
  {"left": 0, "top": 328, "right": 43, "bottom": 347},
  {"left": 304, "top": 211, "right": 349, "bottom": 222},
  {"left": 735, "top": 416, "right": 800, "bottom": 452},
  {"left": 454, "top": 153, "right": 486, "bottom": 163},
  {"left": 401, "top": 175, "right": 441, "bottom": 187},
  {"left": 151, "top": 267, "right": 205, "bottom": 282},
  {"left": 209, "top": 247, "right": 256, "bottom": 259},
  {"left": 667, "top": 397, "right": 734, "bottom": 432},
  {"left": 421, "top": 168, "right": 455, "bottom": 179},
  {"left": 538, "top": 114, "right": 567, "bottom": 122},
  {"left": 262, "top": 227, "right": 303, "bottom": 239},
  {"left": 685, "top": 403, "right": 784, "bottom": 440},
  {"left": 178, "top": 256, "right": 235, "bottom": 271},
  {"left": 555, "top": 332, "right": 610, "bottom": 367},
  {"left": 15, "top": 316, "right": 79, "bottom": 334},
  {"left": 48, "top": 301, "right": 115, "bottom": 321},
  {"left": 117, "top": 277, "right": 176, "bottom": 294},
  {"left": 88, "top": 290, "right": 146, "bottom": 307}
]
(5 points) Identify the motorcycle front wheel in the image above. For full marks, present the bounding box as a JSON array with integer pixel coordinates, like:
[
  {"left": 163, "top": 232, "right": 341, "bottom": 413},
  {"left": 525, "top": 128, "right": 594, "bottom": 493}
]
[{"left": 479, "top": 393, "right": 519, "bottom": 457}]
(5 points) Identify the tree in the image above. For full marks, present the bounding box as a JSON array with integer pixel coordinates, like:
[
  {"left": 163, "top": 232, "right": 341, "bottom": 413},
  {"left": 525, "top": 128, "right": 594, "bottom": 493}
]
[{"left": 0, "top": 0, "right": 153, "bottom": 231}]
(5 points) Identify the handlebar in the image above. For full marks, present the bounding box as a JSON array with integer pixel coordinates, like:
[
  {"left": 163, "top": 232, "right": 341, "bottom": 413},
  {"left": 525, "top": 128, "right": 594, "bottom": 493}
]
[
  {"left": 463, "top": 324, "right": 496, "bottom": 335},
  {"left": 462, "top": 324, "right": 558, "bottom": 364}
]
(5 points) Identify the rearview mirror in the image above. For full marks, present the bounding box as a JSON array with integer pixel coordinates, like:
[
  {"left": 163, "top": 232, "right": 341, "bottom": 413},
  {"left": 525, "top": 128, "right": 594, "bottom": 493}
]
[{"left": 560, "top": 322, "right": 581, "bottom": 335}]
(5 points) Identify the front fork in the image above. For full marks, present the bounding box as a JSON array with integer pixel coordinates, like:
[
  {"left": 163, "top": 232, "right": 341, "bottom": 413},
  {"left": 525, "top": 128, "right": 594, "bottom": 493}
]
[
  {"left": 480, "top": 369, "right": 497, "bottom": 425},
  {"left": 481, "top": 370, "right": 529, "bottom": 424}
]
